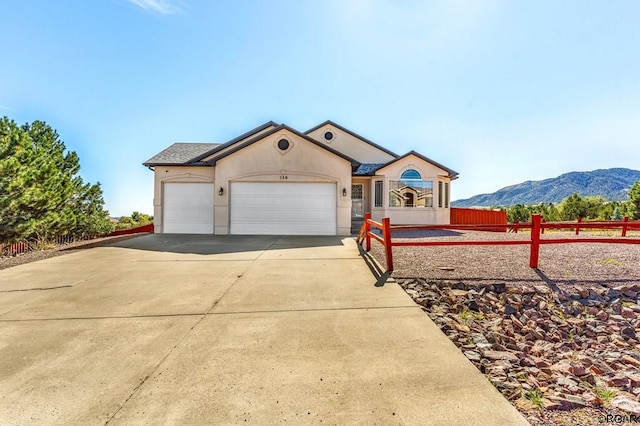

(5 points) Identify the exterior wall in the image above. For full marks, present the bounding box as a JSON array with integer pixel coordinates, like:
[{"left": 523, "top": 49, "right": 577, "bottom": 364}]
[
  {"left": 371, "top": 154, "right": 452, "bottom": 225},
  {"left": 152, "top": 166, "right": 215, "bottom": 233},
  {"left": 372, "top": 208, "right": 449, "bottom": 225},
  {"left": 307, "top": 124, "right": 395, "bottom": 164},
  {"left": 214, "top": 129, "right": 353, "bottom": 235}
]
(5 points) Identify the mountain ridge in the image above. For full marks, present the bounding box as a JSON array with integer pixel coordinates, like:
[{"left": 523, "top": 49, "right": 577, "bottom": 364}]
[{"left": 452, "top": 168, "right": 640, "bottom": 207}]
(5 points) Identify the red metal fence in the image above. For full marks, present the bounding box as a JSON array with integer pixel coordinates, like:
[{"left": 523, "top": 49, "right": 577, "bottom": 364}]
[
  {"left": 356, "top": 213, "right": 640, "bottom": 273},
  {"left": 1, "top": 224, "right": 154, "bottom": 257},
  {"left": 450, "top": 207, "right": 507, "bottom": 228},
  {"left": 109, "top": 223, "right": 154, "bottom": 236}
]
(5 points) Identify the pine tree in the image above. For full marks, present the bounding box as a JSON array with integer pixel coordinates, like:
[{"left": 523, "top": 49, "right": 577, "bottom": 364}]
[{"left": 0, "top": 116, "right": 113, "bottom": 244}]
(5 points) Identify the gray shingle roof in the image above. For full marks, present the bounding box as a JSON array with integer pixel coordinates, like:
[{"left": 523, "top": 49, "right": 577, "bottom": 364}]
[
  {"left": 143, "top": 143, "right": 221, "bottom": 166},
  {"left": 353, "top": 163, "right": 386, "bottom": 176}
]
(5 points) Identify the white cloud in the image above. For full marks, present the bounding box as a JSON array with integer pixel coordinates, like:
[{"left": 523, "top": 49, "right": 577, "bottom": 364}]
[
  {"left": 127, "top": 0, "right": 184, "bottom": 15},
  {"left": 0, "top": 105, "right": 12, "bottom": 111}
]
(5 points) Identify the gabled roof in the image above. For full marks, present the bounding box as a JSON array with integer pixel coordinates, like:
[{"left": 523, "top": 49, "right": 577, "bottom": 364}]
[
  {"left": 305, "top": 120, "right": 399, "bottom": 159},
  {"left": 374, "top": 150, "right": 459, "bottom": 179},
  {"left": 205, "top": 124, "right": 360, "bottom": 168},
  {"left": 143, "top": 143, "right": 221, "bottom": 166},
  {"left": 187, "top": 121, "right": 279, "bottom": 163}
]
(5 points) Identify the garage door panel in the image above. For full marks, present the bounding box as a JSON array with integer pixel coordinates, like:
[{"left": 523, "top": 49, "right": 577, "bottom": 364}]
[
  {"left": 163, "top": 183, "right": 214, "bottom": 234},
  {"left": 230, "top": 183, "right": 336, "bottom": 235}
]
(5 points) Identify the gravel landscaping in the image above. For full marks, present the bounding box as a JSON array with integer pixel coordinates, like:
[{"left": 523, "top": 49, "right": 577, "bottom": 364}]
[{"left": 369, "top": 230, "right": 640, "bottom": 425}]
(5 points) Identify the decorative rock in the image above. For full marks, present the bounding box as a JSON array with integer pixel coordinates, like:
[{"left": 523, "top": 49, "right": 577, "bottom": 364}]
[
  {"left": 493, "top": 283, "right": 506, "bottom": 293},
  {"left": 556, "top": 375, "right": 578, "bottom": 388},
  {"left": 464, "top": 350, "right": 481, "bottom": 361},
  {"left": 564, "top": 394, "right": 588, "bottom": 408},
  {"left": 621, "top": 326, "right": 637, "bottom": 340},
  {"left": 396, "top": 278, "right": 640, "bottom": 421},
  {"left": 627, "top": 373, "right": 640, "bottom": 388},
  {"left": 610, "top": 374, "right": 630, "bottom": 387},
  {"left": 611, "top": 395, "right": 640, "bottom": 415},
  {"left": 569, "top": 365, "right": 587, "bottom": 376},
  {"left": 483, "top": 350, "right": 519, "bottom": 363},
  {"left": 622, "top": 355, "right": 640, "bottom": 367},
  {"left": 472, "top": 333, "right": 492, "bottom": 349}
]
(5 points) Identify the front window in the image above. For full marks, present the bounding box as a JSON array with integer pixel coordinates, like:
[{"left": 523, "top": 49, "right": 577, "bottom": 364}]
[
  {"left": 445, "top": 182, "right": 450, "bottom": 208},
  {"left": 389, "top": 169, "right": 433, "bottom": 208},
  {"left": 374, "top": 181, "right": 383, "bottom": 208}
]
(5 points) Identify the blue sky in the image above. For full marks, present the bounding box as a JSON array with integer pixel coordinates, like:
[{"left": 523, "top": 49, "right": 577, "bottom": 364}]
[{"left": 2, "top": 0, "right": 639, "bottom": 216}]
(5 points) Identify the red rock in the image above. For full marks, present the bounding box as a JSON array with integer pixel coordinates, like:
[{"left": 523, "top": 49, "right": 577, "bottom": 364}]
[
  {"left": 622, "top": 355, "right": 640, "bottom": 367},
  {"left": 564, "top": 394, "right": 588, "bottom": 407},
  {"left": 569, "top": 365, "right": 587, "bottom": 376},
  {"left": 483, "top": 350, "right": 519, "bottom": 363},
  {"left": 550, "top": 362, "right": 572, "bottom": 374},
  {"left": 543, "top": 400, "right": 564, "bottom": 410},
  {"left": 620, "top": 327, "right": 637, "bottom": 341},
  {"left": 520, "top": 357, "right": 537, "bottom": 367},
  {"left": 588, "top": 365, "right": 603, "bottom": 375},
  {"left": 622, "top": 307, "right": 637, "bottom": 319},
  {"left": 536, "top": 359, "right": 551, "bottom": 368},
  {"left": 610, "top": 374, "right": 630, "bottom": 387},
  {"left": 628, "top": 373, "right": 640, "bottom": 388},
  {"left": 611, "top": 395, "right": 640, "bottom": 415}
]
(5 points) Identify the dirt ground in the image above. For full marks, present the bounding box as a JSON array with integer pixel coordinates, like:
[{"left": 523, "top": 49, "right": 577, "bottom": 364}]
[{"left": 0, "top": 234, "right": 145, "bottom": 271}]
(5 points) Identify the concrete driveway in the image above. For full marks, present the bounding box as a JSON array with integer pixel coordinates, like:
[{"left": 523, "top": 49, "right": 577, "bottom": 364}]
[{"left": 0, "top": 235, "right": 528, "bottom": 425}]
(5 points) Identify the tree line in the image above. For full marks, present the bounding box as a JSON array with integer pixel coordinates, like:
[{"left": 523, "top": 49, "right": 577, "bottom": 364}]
[
  {"left": 0, "top": 116, "right": 114, "bottom": 244},
  {"left": 503, "top": 182, "right": 640, "bottom": 223}
]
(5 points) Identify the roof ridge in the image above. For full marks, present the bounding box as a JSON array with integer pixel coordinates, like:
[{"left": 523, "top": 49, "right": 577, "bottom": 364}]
[
  {"left": 304, "top": 120, "right": 399, "bottom": 159},
  {"left": 187, "top": 121, "right": 279, "bottom": 163}
]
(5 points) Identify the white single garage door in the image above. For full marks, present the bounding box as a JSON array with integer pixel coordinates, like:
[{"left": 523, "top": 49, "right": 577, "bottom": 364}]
[
  {"left": 230, "top": 182, "right": 336, "bottom": 235},
  {"left": 163, "top": 183, "right": 214, "bottom": 234}
]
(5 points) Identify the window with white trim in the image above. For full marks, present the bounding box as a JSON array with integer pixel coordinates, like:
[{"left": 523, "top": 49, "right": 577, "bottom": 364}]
[
  {"left": 445, "top": 182, "right": 450, "bottom": 208},
  {"left": 389, "top": 169, "right": 433, "bottom": 208},
  {"left": 438, "top": 181, "right": 443, "bottom": 208},
  {"left": 374, "top": 180, "right": 383, "bottom": 207}
]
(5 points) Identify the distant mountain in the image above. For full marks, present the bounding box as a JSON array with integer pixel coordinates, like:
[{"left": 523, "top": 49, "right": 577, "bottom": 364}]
[{"left": 452, "top": 168, "right": 640, "bottom": 207}]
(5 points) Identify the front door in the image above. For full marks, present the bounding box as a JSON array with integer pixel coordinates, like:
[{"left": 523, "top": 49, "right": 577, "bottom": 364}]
[{"left": 351, "top": 184, "right": 364, "bottom": 219}]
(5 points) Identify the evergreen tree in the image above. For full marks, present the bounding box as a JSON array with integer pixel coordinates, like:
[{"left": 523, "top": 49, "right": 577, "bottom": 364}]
[
  {"left": 559, "top": 193, "right": 588, "bottom": 220},
  {"left": 628, "top": 181, "right": 640, "bottom": 220},
  {"left": 0, "top": 116, "right": 113, "bottom": 243}
]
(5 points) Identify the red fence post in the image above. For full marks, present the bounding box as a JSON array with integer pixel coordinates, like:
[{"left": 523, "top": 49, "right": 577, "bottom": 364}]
[
  {"left": 576, "top": 217, "right": 582, "bottom": 235},
  {"left": 365, "top": 212, "right": 371, "bottom": 252},
  {"left": 514, "top": 221, "right": 519, "bottom": 234},
  {"left": 622, "top": 216, "right": 629, "bottom": 237},
  {"left": 382, "top": 217, "right": 394, "bottom": 272},
  {"left": 541, "top": 218, "right": 545, "bottom": 234},
  {"left": 529, "top": 214, "right": 541, "bottom": 268}
]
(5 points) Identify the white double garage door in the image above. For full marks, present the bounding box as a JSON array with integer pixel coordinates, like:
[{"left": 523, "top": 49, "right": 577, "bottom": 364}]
[{"left": 163, "top": 182, "right": 337, "bottom": 235}]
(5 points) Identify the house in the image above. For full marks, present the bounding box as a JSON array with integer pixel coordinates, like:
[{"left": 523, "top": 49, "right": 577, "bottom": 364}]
[{"left": 143, "top": 120, "right": 458, "bottom": 236}]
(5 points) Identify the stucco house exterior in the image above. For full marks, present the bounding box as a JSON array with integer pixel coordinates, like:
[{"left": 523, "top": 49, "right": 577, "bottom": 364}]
[{"left": 143, "top": 120, "right": 458, "bottom": 236}]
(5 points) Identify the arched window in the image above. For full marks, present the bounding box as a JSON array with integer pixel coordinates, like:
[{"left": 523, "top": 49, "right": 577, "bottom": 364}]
[
  {"left": 389, "top": 168, "right": 433, "bottom": 208},
  {"left": 400, "top": 169, "right": 421, "bottom": 180}
]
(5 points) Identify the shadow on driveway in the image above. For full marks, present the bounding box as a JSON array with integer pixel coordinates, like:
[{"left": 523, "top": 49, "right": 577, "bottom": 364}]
[{"left": 107, "top": 234, "right": 349, "bottom": 255}]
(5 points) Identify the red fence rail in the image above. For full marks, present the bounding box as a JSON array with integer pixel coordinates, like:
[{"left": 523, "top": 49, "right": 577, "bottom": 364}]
[
  {"left": 356, "top": 213, "right": 640, "bottom": 273},
  {"left": 1, "top": 224, "right": 154, "bottom": 257},
  {"left": 108, "top": 223, "right": 154, "bottom": 236}
]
